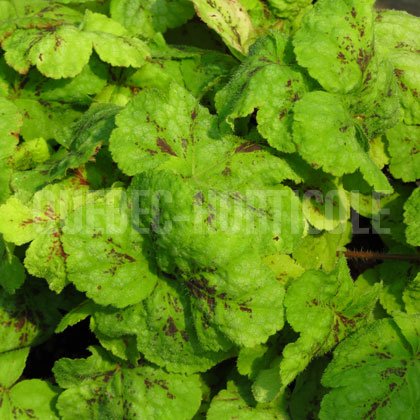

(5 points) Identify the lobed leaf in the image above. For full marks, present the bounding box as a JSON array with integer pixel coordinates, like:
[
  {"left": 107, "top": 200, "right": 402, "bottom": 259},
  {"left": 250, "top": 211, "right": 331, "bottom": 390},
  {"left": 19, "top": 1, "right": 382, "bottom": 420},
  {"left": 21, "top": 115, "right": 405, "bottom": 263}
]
[
  {"left": 320, "top": 314, "right": 420, "bottom": 420},
  {"left": 54, "top": 346, "right": 202, "bottom": 420}
]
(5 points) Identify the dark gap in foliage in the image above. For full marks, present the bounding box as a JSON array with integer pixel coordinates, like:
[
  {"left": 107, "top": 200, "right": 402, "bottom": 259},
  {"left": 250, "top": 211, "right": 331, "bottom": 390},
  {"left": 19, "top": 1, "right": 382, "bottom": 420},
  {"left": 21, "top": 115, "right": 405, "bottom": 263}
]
[
  {"left": 346, "top": 209, "right": 386, "bottom": 279},
  {"left": 203, "top": 357, "right": 237, "bottom": 399},
  {"left": 22, "top": 318, "right": 98, "bottom": 383},
  {"left": 165, "top": 16, "right": 230, "bottom": 53}
]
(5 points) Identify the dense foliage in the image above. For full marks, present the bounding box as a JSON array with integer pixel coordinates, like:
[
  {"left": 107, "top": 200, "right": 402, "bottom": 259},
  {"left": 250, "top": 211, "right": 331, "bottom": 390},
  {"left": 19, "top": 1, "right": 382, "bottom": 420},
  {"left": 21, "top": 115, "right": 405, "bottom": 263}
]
[{"left": 0, "top": 0, "right": 419, "bottom": 418}]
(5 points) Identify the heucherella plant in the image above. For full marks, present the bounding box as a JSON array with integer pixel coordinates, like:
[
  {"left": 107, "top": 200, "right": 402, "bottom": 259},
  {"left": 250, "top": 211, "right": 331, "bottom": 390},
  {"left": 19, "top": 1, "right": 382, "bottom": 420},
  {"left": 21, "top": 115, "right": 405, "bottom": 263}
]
[{"left": 0, "top": 0, "right": 419, "bottom": 418}]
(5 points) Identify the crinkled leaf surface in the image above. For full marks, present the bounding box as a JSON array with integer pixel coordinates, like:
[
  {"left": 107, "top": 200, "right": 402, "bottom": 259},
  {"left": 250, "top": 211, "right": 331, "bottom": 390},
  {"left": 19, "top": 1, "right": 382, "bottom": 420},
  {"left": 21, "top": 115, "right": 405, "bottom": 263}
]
[
  {"left": 404, "top": 187, "right": 420, "bottom": 247},
  {"left": 293, "top": 0, "right": 375, "bottom": 93},
  {"left": 262, "top": 253, "right": 304, "bottom": 287},
  {"left": 110, "top": 0, "right": 194, "bottom": 35},
  {"left": 110, "top": 83, "right": 304, "bottom": 254},
  {"left": 320, "top": 314, "right": 420, "bottom": 420},
  {"left": 292, "top": 90, "right": 393, "bottom": 191},
  {"left": 268, "top": 0, "right": 312, "bottom": 19},
  {"left": 375, "top": 9, "right": 420, "bottom": 125},
  {"left": 53, "top": 346, "right": 202, "bottom": 420},
  {"left": 81, "top": 10, "right": 150, "bottom": 68},
  {"left": 281, "top": 257, "right": 380, "bottom": 389},
  {"left": 2, "top": 26, "right": 92, "bottom": 79},
  {"left": 109, "top": 83, "right": 302, "bottom": 350},
  {"left": 0, "top": 184, "right": 90, "bottom": 292},
  {"left": 1, "top": 6, "right": 150, "bottom": 78},
  {"left": 147, "top": 0, "right": 195, "bottom": 33},
  {"left": 62, "top": 196, "right": 159, "bottom": 308},
  {"left": 93, "top": 275, "right": 232, "bottom": 373},
  {"left": 386, "top": 122, "right": 420, "bottom": 183},
  {"left": 216, "top": 32, "right": 311, "bottom": 153},
  {"left": 110, "top": 0, "right": 155, "bottom": 37}
]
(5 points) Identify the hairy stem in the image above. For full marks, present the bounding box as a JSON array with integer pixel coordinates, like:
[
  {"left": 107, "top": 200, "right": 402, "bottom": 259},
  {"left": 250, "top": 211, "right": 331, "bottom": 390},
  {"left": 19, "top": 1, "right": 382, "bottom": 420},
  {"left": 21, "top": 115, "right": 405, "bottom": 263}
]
[{"left": 339, "top": 250, "right": 420, "bottom": 261}]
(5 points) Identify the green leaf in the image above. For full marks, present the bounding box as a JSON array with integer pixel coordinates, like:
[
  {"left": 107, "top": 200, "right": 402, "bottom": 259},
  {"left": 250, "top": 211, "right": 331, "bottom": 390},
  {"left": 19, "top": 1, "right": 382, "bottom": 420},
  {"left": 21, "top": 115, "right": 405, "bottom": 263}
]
[
  {"left": 0, "top": 184, "right": 90, "bottom": 292},
  {"left": 55, "top": 300, "right": 97, "bottom": 333},
  {"left": 14, "top": 98, "right": 82, "bottom": 141},
  {"left": 82, "top": 10, "right": 150, "bottom": 68},
  {"left": 0, "top": 95, "right": 22, "bottom": 202},
  {"left": 9, "top": 137, "right": 50, "bottom": 171},
  {"left": 110, "top": 82, "right": 304, "bottom": 256},
  {"left": 292, "top": 223, "right": 352, "bottom": 272},
  {"left": 176, "top": 49, "right": 237, "bottom": 99},
  {"left": 320, "top": 314, "right": 420, "bottom": 420},
  {"left": 1, "top": 379, "right": 61, "bottom": 420},
  {"left": 216, "top": 32, "right": 311, "bottom": 153},
  {"left": 404, "top": 186, "right": 420, "bottom": 247},
  {"left": 0, "top": 347, "right": 29, "bottom": 387},
  {"left": 237, "top": 339, "right": 276, "bottom": 380},
  {"left": 61, "top": 189, "right": 157, "bottom": 307},
  {"left": 262, "top": 253, "right": 304, "bottom": 287},
  {"left": 375, "top": 9, "right": 420, "bottom": 125},
  {"left": 190, "top": 0, "right": 258, "bottom": 55},
  {"left": 110, "top": 0, "right": 155, "bottom": 37},
  {"left": 378, "top": 184, "right": 413, "bottom": 247},
  {"left": 0, "top": 283, "right": 60, "bottom": 352},
  {"left": 89, "top": 321, "right": 140, "bottom": 363},
  {"left": 404, "top": 273, "right": 420, "bottom": 315},
  {"left": 251, "top": 357, "right": 283, "bottom": 403},
  {"left": 54, "top": 346, "right": 202, "bottom": 420},
  {"left": 0, "top": 346, "right": 61, "bottom": 419},
  {"left": 281, "top": 256, "right": 380, "bottom": 389},
  {"left": 292, "top": 91, "right": 393, "bottom": 192},
  {"left": 3, "top": 26, "right": 92, "bottom": 79},
  {"left": 0, "top": 236, "right": 25, "bottom": 293},
  {"left": 290, "top": 357, "right": 329, "bottom": 420},
  {"left": 268, "top": 0, "right": 312, "bottom": 19},
  {"left": 0, "top": 97, "right": 22, "bottom": 159},
  {"left": 111, "top": 82, "right": 302, "bottom": 349},
  {"left": 293, "top": 0, "right": 375, "bottom": 93},
  {"left": 290, "top": 159, "right": 351, "bottom": 231},
  {"left": 148, "top": 0, "right": 195, "bottom": 33},
  {"left": 136, "top": 176, "right": 289, "bottom": 350},
  {"left": 386, "top": 122, "right": 420, "bottom": 183},
  {"left": 207, "top": 385, "right": 287, "bottom": 419},
  {"left": 93, "top": 275, "right": 232, "bottom": 373},
  {"left": 47, "top": 103, "right": 121, "bottom": 180},
  {"left": 378, "top": 260, "right": 420, "bottom": 316},
  {"left": 31, "top": 56, "right": 109, "bottom": 105}
]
